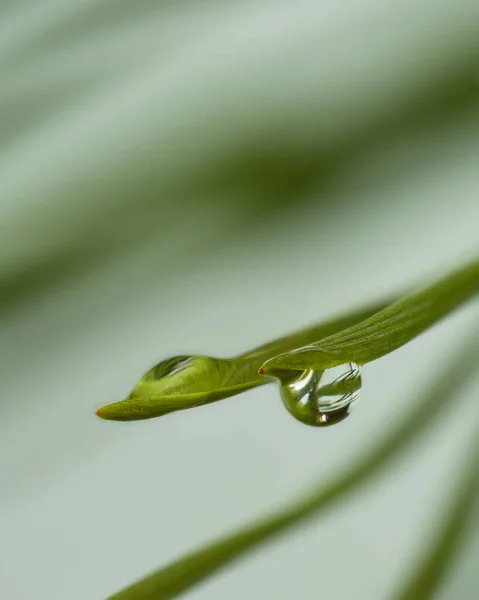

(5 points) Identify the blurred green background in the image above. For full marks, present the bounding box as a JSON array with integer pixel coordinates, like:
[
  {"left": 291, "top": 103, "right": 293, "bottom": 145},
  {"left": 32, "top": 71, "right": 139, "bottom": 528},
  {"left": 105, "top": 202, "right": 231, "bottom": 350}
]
[{"left": 1, "top": 1, "right": 478, "bottom": 599}]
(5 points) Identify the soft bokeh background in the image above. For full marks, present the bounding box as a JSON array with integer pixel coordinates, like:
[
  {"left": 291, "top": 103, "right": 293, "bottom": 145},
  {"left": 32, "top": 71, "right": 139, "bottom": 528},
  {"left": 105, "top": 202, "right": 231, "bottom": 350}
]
[{"left": 1, "top": 1, "right": 478, "bottom": 599}]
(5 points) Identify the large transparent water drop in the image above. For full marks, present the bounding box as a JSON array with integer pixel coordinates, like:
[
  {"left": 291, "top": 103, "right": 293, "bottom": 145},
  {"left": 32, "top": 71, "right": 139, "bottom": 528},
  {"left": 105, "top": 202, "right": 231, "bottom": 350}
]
[{"left": 279, "top": 362, "right": 362, "bottom": 427}]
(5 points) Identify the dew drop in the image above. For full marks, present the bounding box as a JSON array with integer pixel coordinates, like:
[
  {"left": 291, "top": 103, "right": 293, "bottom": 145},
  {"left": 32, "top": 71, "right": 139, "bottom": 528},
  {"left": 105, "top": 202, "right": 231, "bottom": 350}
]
[
  {"left": 128, "top": 355, "right": 227, "bottom": 399},
  {"left": 279, "top": 362, "right": 362, "bottom": 427}
]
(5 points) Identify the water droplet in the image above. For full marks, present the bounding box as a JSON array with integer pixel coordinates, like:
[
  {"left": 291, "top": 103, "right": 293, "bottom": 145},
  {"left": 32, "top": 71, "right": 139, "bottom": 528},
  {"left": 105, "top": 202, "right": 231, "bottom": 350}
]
[
  {"left": 279, "top": 363, "right": 362, "bottom": 427},
  {"left": 128, "top": 355, "right": 227, "bottom": 399}
]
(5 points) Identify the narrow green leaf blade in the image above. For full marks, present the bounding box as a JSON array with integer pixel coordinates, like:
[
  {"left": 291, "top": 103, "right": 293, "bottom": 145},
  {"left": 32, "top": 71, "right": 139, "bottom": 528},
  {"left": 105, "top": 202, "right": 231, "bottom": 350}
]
[
  {"left": 389, "top": 438, "right": 479, "bottom": 600},
  {"left": 96, "top": 298, "right": 390, "bottom": 421},
  {"left": 261, "top": 257, "right": 479, "bottom": 373},
  {"left": 105, "top": 328, "right": 479, "bottom": 599}
]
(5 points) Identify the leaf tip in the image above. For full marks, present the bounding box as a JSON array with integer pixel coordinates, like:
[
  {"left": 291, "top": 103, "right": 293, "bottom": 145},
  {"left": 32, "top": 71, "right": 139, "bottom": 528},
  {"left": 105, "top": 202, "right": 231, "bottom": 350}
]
[
  {"left": 95, "top": 401, "right": 134, "bottom": 421},
  {"left": 95, "top": 404, "right": 114, "bottom": 420}
]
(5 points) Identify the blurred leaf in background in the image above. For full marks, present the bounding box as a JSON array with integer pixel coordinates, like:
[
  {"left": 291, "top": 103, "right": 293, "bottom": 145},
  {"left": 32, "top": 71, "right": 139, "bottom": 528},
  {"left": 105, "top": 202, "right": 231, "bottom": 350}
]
[{"left": 1, "top": 0, "right": 479, "bottom": 311}]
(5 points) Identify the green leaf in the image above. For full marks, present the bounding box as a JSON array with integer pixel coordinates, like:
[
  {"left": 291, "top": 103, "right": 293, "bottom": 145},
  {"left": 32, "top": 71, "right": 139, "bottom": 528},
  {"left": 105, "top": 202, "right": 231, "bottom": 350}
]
[
  {"left": 105, "top": 328, "right": 479, "bottom": 599},
  {"left": 98, "top": 256, "right": 479, "bottom": 422},
  {"left": 96, "top": 297, "right": 390, "bottom": 421},
  {"left": 261, "top": 256, "right": 479, "bottom": 374},
  {"left": 389, "top": 440, "right": 479, "bottom": 600}
]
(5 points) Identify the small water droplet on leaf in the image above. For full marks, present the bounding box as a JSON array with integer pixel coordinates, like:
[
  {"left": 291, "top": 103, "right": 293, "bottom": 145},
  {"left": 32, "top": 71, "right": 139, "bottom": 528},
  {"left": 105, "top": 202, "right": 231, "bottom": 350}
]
[{"left": 129, "top": 355, "right": 226, "bottom": 399}]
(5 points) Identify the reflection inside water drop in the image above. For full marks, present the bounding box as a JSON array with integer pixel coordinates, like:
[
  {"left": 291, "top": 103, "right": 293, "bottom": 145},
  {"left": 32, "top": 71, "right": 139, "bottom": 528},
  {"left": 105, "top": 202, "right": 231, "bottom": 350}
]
[{"left": 279, "top": 363, "right": 362, "bottom": 427}]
